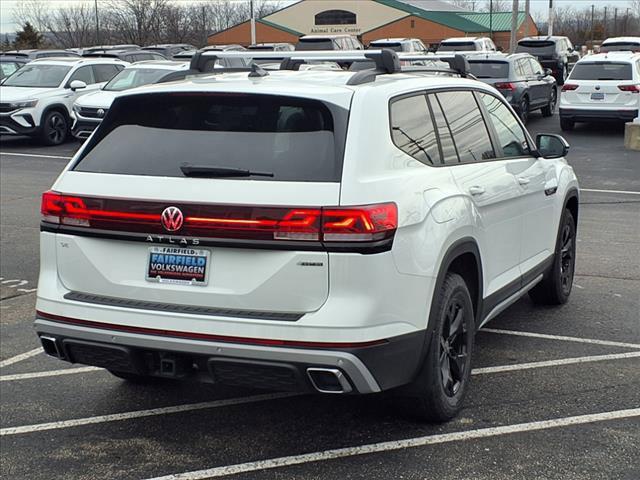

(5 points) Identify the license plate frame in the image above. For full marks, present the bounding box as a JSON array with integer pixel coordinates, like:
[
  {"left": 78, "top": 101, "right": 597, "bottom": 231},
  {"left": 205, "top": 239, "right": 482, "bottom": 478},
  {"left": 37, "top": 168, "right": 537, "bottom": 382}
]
[
  {"left": 590, "top": 92, "right": 605, "bottom": 100},
  {"left": 146, "top": 246, "right": 211, "bottom": 286}
]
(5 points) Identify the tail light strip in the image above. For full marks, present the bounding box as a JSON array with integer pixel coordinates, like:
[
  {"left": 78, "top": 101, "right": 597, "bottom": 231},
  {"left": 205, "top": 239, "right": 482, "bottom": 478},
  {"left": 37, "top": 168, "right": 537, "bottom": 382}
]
[{"left": 41, "top": 191, "right": 398, "bottom": 252}]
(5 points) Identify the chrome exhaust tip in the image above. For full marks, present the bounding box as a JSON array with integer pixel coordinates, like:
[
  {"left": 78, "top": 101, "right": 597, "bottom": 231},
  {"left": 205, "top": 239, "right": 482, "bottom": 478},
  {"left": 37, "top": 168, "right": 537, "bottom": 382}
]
[
  {"left": 306, "top": 368, "right": 352, "bottom": 394},
  {"left": 40, "top": 336, "right": 62, "bottom": 359}
]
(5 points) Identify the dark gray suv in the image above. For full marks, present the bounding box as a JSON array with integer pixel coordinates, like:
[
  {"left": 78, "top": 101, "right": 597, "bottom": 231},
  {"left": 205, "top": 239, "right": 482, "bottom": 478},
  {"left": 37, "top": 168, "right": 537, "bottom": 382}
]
[
  {"left": 468, "top": 53, "right": 557, "bottom": 124},
  {"left": 515, "top": 36, "right": 579, "bottom": 85}
]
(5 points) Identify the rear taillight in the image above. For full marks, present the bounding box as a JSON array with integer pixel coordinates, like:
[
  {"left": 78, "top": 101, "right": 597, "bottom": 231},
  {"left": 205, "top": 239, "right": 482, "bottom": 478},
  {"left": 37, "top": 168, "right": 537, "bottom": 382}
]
[
  {"left": 561, "top": 84, "right": 579, "bottom": 91},
  {"left": 41, "top": 191, "right": 398, "bottom": 246},
  {"left": 494, "top": 82, "right": 516, "bottom": 91},
  {"left": 618, "top": 84, "right": 640, "bottom": 92}
]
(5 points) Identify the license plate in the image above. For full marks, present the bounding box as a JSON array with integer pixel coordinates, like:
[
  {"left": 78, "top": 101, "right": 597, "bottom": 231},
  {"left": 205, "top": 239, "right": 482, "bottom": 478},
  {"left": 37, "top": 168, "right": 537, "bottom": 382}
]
[
  {"left": 591, "top": 92, "right": 605, "bottom": 100},
  {"left": 146, "top": 247, "right": 210, "bottom": 286}
]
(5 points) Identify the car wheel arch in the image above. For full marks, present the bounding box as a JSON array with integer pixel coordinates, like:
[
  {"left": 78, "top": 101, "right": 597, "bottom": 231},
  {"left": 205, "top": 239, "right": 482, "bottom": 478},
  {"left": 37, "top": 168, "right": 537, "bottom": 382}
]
[{"left": 41, "top": 104, "right": 71, "bottom": 127}]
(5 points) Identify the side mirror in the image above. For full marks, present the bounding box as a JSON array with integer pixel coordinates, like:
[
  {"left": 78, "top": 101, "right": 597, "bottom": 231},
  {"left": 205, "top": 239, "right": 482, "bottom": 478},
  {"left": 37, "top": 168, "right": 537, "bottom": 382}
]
[
  {"left": 544, "top": 68, "right": 553, "bottom": 76},
  {"left": 536, "top": 133, "right": 570, "bottom": 159},
  {"left": 69, "top": 80, "right": 87, "bottom": 91}
]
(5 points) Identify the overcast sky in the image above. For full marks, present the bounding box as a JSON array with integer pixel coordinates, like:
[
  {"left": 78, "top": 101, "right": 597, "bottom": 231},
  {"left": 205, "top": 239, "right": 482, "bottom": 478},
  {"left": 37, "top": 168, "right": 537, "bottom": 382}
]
[{"left": 0, "top": 0, "right": 635, "bottom": 33}]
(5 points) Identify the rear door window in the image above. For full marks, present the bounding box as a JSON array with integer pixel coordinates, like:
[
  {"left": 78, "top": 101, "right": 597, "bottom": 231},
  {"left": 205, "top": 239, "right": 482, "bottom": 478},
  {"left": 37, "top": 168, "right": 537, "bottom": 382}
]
[
  {"left": 390, "top": 94, "right": 440, "bottom": 165},
  {"left": 92, "top": 64, "right": 122, "bottom": 83},
  {"left": 73, "top": 93, "right": 347, "bottom": 182},
  {"left": 427, "top": 95, "right": 458, "bottom": 164},
  {"left": 435, "top": 91, "right": 495, "bottom": 164},
  {"left": 569, "top": 62, "right": 632, "bottom": 80}
]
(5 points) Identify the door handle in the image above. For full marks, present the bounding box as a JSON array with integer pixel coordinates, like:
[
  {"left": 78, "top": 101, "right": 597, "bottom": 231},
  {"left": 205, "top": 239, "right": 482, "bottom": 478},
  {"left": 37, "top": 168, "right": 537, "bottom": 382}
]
[
  {"left": 517, "top": 177, "right": 531, "bottom": 186},
  {"left": 468, "top": 186, "right": 485, "bottom": 196}
]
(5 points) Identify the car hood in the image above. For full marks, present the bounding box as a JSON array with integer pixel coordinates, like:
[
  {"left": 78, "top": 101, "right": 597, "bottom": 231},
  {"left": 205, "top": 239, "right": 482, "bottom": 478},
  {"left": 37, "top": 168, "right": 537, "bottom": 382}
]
[
  {"left": 0, "top": 86, "right": 57, "bottom": 102},
  {"left": 74, "top": 89, "right": 118, "bottom": 109}
]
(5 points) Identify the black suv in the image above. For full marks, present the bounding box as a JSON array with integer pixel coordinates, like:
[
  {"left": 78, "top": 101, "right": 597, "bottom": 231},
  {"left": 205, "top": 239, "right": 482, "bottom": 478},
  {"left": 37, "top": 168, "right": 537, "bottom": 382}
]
[{"left": 515, "top": 36, "right": 579, "bottom": 85}]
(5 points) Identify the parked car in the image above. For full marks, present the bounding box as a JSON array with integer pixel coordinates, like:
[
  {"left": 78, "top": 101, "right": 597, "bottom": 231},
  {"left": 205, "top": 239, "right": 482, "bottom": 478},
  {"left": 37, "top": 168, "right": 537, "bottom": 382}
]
[
  {"left": 515, "top": 36, "right": 579, "bottom": 85},
  {"left": 35, "top": 50, "right": 578, "bottom": 423},
  {"left": 0, "top": 55, "right": 29, "bottom": 80},
  {"left": 247, "top": 43, "right": 295, "bottom": 52},
  {"left": 142, "top": 44, "right": 197, "bottom": 59},
  {"left": 0, "top": 57, "right": 126, "bottom": 144},
  {"left": 2, "top": 49, "right": 80, "bottom": 60},
  {"left": 83, "top": 44, "right": 140, "bottom": 54},
  {"left": 71, "top": 61, "right": 191, "bottom": 139},
  {"left": 368, "top": 38, "right": 428, "bottom": 52},
  {"left": 437, "top": 37, "right": 496, "bottom": 54},
  {"left": 197, "top": 45, "right": 252, "bottom": 68},
  {"left": 559, "top": 52, "right": 640, "bottom": 130},
  {"left": 296, "top": 34, "right": 363, "bottom": 51},
  {"left": 467, "top": 53, "right": 557, "bottom": 123},
  {"left": 83, "top": 49, "right": 167, "bottom": 63},
  {"left": 600, "top": 37, "right": 640, "bottom": 53}
]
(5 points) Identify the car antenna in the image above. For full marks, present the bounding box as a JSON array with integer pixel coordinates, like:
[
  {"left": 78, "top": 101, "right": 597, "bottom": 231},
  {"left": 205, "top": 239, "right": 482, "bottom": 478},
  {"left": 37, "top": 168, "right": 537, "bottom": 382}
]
[{"left": 248, "top": 62, "right": 269, "bottom": 78}]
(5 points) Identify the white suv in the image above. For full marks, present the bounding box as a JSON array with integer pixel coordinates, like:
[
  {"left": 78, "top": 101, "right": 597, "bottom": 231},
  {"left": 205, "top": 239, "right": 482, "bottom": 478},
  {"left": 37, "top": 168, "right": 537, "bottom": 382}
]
[
  {"left": 0, "top": 57, "right": 126, "bottom": 144},
  {"left": 559, "top": 52, "right": 640, "bottom": 130},
  {"left": 437, "top": 37, "right": 497, "bottom": 54},
  {"left": 35, "top": 51, "right": 579, "bottom": 422}
]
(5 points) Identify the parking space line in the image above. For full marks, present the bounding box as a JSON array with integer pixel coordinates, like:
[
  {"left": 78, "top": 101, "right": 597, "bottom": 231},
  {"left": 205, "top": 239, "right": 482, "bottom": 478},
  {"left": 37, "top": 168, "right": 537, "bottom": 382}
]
[
  {"left": 0, "top": 152, "right": 72, "bottom": 160},
  {"left": 0, "top": 392, "right": 297, "bottom": 436},
  {"left": 0, "top": 348, "right": 42, "bottom": 368},
  {"left": 471, "top": 351, "right": 640, "bottom": 375},
  {"left": 581, "top": 188, "right": 640, "bottom": 196},
  {"left": 143, "top": 408, "right": 640, "bottom": 480},
  {"left": 0, "top": 366, "right": 100, "bottom": 382},
  {"left": 3, "top": 350, "right": 640, "bottom": 383},
  {"left": 481, "top": 328, "right": 640, "bottom": 350}
]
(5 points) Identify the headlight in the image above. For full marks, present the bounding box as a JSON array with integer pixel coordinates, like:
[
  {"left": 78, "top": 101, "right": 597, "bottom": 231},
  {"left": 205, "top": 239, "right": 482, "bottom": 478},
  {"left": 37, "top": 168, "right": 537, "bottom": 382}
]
[{"left": 11, "top": 99, "right": 38, "bottom": 109}]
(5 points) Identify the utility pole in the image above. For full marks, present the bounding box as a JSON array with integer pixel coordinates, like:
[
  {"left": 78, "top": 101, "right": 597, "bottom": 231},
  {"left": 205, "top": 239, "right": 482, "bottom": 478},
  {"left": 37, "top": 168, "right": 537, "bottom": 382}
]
[
  {"left": 250, "top": 0, "right": 256, "bottom": 46},
  {"left": 614, "top": 8, "right": 618, "bottom": 36},
  {"left": 489, "top": 0, "right": 493, "bottom": 41},
  {"left": 548, "top": 0, "right": 554, "bottom": 36},
  {"left": 509, "top": 0, "right": 519, "bottom": 53},
  {"left": 202, "top": 6, "right": 207, "bottom": 47},
  {"left": 94, "top": 0, "right": 100, "bottom": 45},
  {"left": 624, "top": 8, "right": 630, "bottom": 35},
  {"left": 603, "top": 7, "right": 607, "bottom": 38},
  {"left": 590, "top": 4, "right": 595, "bottom": 47},
  {"left": 524, "top": 0, "right": 530, "bottom": 36}
]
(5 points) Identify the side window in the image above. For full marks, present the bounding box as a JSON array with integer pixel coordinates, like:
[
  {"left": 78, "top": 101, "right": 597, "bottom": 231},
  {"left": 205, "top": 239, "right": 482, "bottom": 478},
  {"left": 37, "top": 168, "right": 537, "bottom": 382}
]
[
  {"left": 529, "top": 58, "right": 543, "bottom": 75},
  {"left": 92, "top": 64, "right": 120, "bottom": 83},
  {"left": 68, "top": 65, "right": 95, "bottom": 85},
  {"left": 428, "top": 94, "right": 458, "bottom": 164},
  {"left": 436, "top": 91, "right": 495, "bottom": 163},
  {"left": 520, "top": 58, "right": 534, "bottom": 77},
  {"left": 479, "top": 92, "right": 530, "bottom": 158},
  {"left": 514, "top": 60, "right": 524, "bottom": 77},
  {"left": 390, "top": 94, "right": 440, "bottom": 166}
]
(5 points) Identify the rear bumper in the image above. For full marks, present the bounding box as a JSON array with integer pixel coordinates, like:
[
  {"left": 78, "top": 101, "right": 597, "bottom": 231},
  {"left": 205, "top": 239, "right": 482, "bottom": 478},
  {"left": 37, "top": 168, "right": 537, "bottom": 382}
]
[
  {"left": 35, "top": 315, "right": 428, "bottom": 394},
  {"left": 559, "top": 108, "right": 639, "bottom": 122}
]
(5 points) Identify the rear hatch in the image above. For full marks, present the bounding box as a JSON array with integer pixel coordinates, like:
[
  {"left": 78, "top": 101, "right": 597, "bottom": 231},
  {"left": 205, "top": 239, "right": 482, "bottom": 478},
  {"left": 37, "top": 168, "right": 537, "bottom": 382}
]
[
  {"left": 563, "top": 61, "right": 638, "bottom": 108},
  {"left": 46, "top": 90, "right": 352, "bottom": 315},
  {"left": 516, "top": 40, "right": 557, "bottom": 63}
]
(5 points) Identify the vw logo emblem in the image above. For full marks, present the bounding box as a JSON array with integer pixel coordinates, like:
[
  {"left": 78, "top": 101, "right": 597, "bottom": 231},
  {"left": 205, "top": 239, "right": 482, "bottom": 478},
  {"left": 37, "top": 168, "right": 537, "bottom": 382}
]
[
  {"left": 97, "top": 108, "right": 105, "bottom": 117},
  {"left": 161, "top": 206, "right": 184, "bottom": 232}
]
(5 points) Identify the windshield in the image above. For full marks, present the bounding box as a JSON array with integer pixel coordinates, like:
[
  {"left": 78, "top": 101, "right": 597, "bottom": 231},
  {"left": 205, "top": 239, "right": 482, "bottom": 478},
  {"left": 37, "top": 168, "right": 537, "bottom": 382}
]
[
  {"left": 370, "top": 42, "right": 402, "bottom": 52},
  {"left": 468, "top": 61, "right": 510, "bottom": 78},
  {"left": 0, "top": 61, "right": 21, "bottom": 79},
  {"left": 2, "top": 64, "right": 70, "bottom": 87},
  {"left": 569, "top": 62, "right": 632, "bottom": 80},
  {"left": 438, "top": 42, "right": 475, "bottom": 51},
  {"left": 516, "top": 41, "right": 556, "bottom": 55},
  {"left": 74, "top": 93, "right": 347, "bottom": 182},
  {"left": 104, "top": 68, "right": 171, "bottom": 91},
  {"left": 601, "top": 42, "right": 640, "bottom": 52}
]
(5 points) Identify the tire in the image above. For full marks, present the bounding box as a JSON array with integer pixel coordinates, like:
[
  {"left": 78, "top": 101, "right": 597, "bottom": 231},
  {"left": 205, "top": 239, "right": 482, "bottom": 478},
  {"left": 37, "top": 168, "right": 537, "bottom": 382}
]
[
  {"left": 108, "top": 370, "right": 154, "bottom": 383},
  {"left": 529, "top": 209, "right": 576, "bottom": 305},
  {"left": 541, "top": 87, "right": 557, "bottom": 117},
  {"left": 518, "top": 97, "right": 529, "bottom": 124},
  {"left": 39, "top": 110, "right": 68, "bottom": 146},
  {"left": 556, "top": 65, "right": 567, "bottom": 85},
  {"left": 560, "top": 117, "right": 574, "bottom": 131},
  {"left": 404, "top": 272, "right": 474, "bottom": 422}
]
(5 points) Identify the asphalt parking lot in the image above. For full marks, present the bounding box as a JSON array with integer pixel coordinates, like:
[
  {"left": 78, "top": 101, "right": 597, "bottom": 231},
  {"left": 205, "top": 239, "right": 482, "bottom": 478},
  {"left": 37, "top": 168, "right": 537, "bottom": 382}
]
[{"left": 1, "top": 111, "right": 639, "bottom": 480}]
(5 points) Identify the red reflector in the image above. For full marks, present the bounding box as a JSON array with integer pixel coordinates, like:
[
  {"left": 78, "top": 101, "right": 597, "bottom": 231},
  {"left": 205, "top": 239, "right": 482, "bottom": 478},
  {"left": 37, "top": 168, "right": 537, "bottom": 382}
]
[
  {"left": 561, "top": 83, "right": 579, "bottom": 91},
  {"left": 618, "top": 84, "right": 640, "bottom": 92},
  {"left": 494, "top": 82, "right": 516, "bottom": 91},
  {"left": 41, "top": 191, "right": 397, "bottom": 245}
]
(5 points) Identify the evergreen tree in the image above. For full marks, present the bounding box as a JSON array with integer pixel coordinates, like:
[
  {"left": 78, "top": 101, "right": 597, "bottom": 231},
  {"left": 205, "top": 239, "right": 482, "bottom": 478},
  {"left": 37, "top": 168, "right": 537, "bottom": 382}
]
[{"left": 14, "top": 22, "right": 44, "bottom": 49}]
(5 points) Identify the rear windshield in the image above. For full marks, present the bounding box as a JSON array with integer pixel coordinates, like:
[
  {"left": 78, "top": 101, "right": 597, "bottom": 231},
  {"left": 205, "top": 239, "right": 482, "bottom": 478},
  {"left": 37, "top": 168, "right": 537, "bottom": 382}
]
[
  {"left": 600, "top": 42, "right": 640, "bottom": 52},
  {"left": 73, "top": 93, "right": 347, "bottom": 182},
  {"left": 438, "top": 42, "right": 475, "bottom": 51},
  {"left": 569, "top": 62, "right": 632, "bottom": 80},
  {"left": 369, "top": 42, "right": 402, "bottom": 51},
  {"left": 516, "top": 41, "right": 555, "bottom": 54},
  {"left": 296, "top": 39, "right": 334, "bottom": 51},
  {"left": 468, "top": 61, "right": 509, "bottom": 78}
]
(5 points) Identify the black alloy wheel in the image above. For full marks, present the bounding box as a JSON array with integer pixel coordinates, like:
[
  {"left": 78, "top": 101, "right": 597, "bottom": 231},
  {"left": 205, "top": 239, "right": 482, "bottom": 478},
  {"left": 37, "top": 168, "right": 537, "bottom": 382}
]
[
  {"left": 519, "top": 97, "right": 529, "bottom": 124},
  {"left": 542, "top": 87, "right": 557, "bottom": 117},
  {"left": 439, "top": 299, "right": 468, "bottom": 397},
  {"left": 559, "top": 220, "right": 575, "bottom": 296},
  {"left": 40, "top": 111, "right": 68, "bottom": 146}
]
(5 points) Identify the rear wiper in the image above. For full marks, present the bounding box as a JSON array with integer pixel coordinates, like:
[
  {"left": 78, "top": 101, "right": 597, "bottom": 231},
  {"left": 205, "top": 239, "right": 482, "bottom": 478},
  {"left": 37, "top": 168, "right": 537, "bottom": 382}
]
[{"left": 180, "top": 163, "right": 274, "bottom": 178}]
